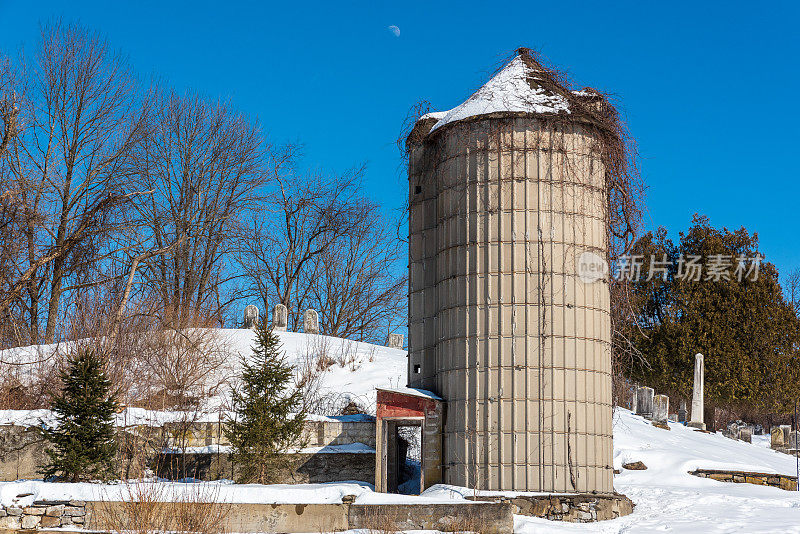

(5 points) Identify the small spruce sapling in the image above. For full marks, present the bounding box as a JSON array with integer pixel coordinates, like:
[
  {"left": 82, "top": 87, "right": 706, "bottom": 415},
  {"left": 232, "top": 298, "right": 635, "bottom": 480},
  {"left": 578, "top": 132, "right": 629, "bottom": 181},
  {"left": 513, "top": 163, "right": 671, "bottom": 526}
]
[
  {"left": 226, "top": 322, "right": 306, "bottom": 484},
  {"left": 40, "top": 349, "right": 119, "bottom": 482}
]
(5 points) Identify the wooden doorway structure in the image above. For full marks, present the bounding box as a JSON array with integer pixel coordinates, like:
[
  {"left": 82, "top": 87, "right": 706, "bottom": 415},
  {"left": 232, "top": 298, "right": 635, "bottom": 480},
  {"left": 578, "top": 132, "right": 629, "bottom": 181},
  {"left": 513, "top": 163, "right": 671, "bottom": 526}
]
[{"left": 375, "top": 388, "right": 443, "bottom": 494}]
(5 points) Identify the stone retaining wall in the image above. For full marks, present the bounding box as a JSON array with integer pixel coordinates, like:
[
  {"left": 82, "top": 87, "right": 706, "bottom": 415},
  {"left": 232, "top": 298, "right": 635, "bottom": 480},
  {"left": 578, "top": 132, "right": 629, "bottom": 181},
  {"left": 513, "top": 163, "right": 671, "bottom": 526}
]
[
  {"left": 468, "top": 492, "right": 634, "bottom": 523},
  {"left": 0, "top": 501, "right": 87, "bottom": 530},
  {"left": 0, "top": 417, "right": 376, "bottom": 482},
  {"left": 156, "top": 451, "right": 375, "bottom": 483},
  {"left": 81, "top": 500, "right": 513, "bottom": 534},
  {"left": 691, "top": 469, "right": 797, "bottom": 491},
  {"left": 2, "top": 499, "right": 513, "bottom": 533},
  {"left": 348, "top": 503, "right": 513, "bottom": 533},
  {"left": 0, "top": 426, "right": 48, "bottom": 481}
]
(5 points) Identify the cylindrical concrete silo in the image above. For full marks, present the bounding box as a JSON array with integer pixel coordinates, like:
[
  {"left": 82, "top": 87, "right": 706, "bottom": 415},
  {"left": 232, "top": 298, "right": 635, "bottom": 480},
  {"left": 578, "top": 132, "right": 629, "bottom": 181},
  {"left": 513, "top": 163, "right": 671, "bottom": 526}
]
[{"left": 407, "top": 49, "right": 613, "bottom": 493}]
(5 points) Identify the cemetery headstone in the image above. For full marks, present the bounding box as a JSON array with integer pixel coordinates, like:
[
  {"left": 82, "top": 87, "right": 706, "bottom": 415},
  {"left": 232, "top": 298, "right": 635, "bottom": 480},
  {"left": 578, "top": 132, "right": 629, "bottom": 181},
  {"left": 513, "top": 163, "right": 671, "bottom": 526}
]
[
  {"left": 739, "top": 427, "right": 752, "bottom": 444},
  {"left": 688, "top": 353, "right": 705, "bottom": 430},
  {"left": 272, "top": 303, "right": 288, "bottom": 332},
  {"left": 653, "top": 394, "right": 669, "bottom": 423},
  {"left": 303, "top": 309, "right": 320, "bottom": 334},
  {"left": 771, "top": 426, "right": 785, "bottom": 449},
  {"left": 243, "top": 305, "right": 259, "bottom": 329},
  {"left": 387, "top": 333, "right": 404, "bottom": 349},
  {"left": 636, "top": 386, "right": 654, "bottom": 419},
  {"left": 677, "top": 400, "right": 687, "bottom": 424}
]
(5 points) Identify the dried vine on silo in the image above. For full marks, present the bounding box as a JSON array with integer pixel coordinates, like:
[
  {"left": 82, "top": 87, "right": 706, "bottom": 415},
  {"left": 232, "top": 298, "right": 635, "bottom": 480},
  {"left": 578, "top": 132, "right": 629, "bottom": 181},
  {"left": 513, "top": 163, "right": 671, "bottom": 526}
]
[
  {"left": 400, "top": 48, "right": 648, "bottom": 407},
  {"left": 506, "top": 48, "right": 648, "bottom": 394}
]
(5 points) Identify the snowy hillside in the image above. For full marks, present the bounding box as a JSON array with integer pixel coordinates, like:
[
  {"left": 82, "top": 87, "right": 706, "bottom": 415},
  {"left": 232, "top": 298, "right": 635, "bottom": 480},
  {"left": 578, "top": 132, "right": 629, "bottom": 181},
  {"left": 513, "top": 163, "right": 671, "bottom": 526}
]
[
  {"left": 216, "top": 329, "right": 407, "bottom": 412},
  {"left": 0, "top": 329, "right": 408, "bottom": 415}
]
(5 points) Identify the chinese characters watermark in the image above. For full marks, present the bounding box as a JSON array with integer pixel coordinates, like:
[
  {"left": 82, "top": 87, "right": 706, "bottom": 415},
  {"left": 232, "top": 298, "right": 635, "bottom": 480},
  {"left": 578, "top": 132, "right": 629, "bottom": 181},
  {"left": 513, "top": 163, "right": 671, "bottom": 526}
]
[
  {"left": 613, "top": 254, "right": 763, "bottom": 282},
  {"left": 578, "top": 252, "right": 763, "bottom": 283}
]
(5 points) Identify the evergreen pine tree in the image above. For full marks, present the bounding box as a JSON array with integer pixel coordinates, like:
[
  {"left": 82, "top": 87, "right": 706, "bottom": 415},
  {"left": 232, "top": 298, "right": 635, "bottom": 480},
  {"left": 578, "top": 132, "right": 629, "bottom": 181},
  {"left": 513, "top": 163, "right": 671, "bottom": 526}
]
[
  {"left": 623, "top": 215, "right": 800, "bottom": 415},
  {"left": 40, "top": 349, "right": 119, "bottom": 482},
  {"left": 225, "top": 323, "right": 306, "bottom": 484}
]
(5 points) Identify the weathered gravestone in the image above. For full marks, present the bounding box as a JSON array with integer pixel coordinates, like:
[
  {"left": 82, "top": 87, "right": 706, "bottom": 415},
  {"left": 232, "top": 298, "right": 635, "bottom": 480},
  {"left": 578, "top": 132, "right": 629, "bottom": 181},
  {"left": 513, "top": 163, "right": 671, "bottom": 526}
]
[
  {"left": 677, "top": 400, "right": 687, "bottom": 424},
  {"left": 688, "top": 353, "right": 705, "bottom": 430},
  {"left": 739, "top": 427, "right": 752, "bottom": 443},
  {"left": 781, "top": 425, "right": 792, "bottom": 445},
  {"left": 304, "top": 309, "right": 320, "bottom": 334},
  {"left": 723, "top": 422, "right": 740, "bottom": 440},
  {"left": 387, "top": 333, "right": 404, "bottom": 349},
  {"left": 272, "top": 303, "right": 288, "bottom": 332},
  {"left": 635, "top": 386, "right": 654, "bottom": 419},
  {"left": 789, "top": 430, "right": 800, "bottom": 451},
  {"left": 653, "top": 394, "right": 669, "bottom": 424},
  {"left": 243, "top": 305, "right": 259, "bottom": 329},
  {"left": 771, "top": 426, "right": 785, "bottom": 449}
]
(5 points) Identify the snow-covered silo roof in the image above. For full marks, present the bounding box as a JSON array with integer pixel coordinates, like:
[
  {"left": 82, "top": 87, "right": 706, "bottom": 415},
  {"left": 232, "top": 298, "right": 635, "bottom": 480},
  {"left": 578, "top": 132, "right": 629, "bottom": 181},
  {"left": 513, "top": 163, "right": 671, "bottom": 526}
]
[{"left": 424, "top": 49, "right": 575, "bottom": 132}]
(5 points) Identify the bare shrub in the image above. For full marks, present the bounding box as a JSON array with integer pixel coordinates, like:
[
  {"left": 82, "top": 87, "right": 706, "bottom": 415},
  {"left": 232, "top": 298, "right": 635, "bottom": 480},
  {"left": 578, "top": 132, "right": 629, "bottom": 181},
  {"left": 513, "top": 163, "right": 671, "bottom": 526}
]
[
  {"left": 172, "top": 485, "right": 231, "bottom": 534},
  {"left": 99, "top": 482, "right": 231, "bottom": 534},
  {"left": 0, "top": 344, "right": 62, "bottom": 409},
  {"left": 313, "top": 392, "right": 373, "bottom": 417},
  {"left": 335, "top": 339, "right": 361, "bottom": 371},
  {"left": 132, "top": 328, "right": 231, "bottom": 410},
  {"left": 99, "top": 482, "right": 170, "bottom": 534}
]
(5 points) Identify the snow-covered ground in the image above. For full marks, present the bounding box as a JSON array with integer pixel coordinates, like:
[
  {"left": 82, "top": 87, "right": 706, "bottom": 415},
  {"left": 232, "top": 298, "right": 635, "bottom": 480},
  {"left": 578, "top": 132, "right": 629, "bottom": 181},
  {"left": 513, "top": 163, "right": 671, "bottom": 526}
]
[
  {"left": 0, "top": 479, "right": 466, "bottom": 508},
  {"left": 217, "top": 329, "right": 407, "bottom": 412},
  {"left": 512, "top": 409, "right": 800, "bottom": 533},
  {"left": 3, "top": 330, "right": 800, "bottom": 532},
  {"left": 2, "top": 409, "right": 798, "bottom": 532}
]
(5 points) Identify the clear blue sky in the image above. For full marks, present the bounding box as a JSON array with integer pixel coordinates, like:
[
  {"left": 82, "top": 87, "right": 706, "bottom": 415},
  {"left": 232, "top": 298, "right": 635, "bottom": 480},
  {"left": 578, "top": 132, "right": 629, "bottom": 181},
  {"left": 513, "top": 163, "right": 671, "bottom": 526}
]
[{"left": 2, "top": 0, "right": 798, "bottom": 275}]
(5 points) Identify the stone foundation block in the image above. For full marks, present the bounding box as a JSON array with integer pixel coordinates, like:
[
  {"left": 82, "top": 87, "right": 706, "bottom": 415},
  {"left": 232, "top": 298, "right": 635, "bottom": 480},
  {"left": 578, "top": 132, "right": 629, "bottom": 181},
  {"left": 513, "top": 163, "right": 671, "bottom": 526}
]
[
  {"left": 45, "top": 504, "right": 65, "bottom": 517},
  {"left": 0, "top": 516, "right": 21, "bottom": 529},
  {"left": 39, "top": 515, "right": 61, "bottom": 528},
  {"left": 21, "top": 514, "right": 41, "bottom": 529}
]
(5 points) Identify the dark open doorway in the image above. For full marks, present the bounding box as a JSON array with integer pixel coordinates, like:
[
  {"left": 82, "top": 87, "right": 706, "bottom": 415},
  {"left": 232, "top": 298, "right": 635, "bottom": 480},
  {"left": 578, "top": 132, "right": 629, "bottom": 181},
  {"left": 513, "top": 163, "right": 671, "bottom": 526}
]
[
  {"left": 395, "top": 424, "right": 422, "bottom": 494},
  {"left": 382, "top": 419, "right": 423, "bottom": 494}
]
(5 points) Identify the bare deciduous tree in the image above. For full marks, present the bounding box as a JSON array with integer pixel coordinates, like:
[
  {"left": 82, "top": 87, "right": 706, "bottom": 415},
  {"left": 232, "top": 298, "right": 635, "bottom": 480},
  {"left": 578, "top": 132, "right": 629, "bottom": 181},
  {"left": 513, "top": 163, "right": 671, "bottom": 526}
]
[
  {"left": 2, "top": 21, "right": 147, "bottom": 344},
  {"left": 786, "top": 268, "right": 800, "bottom": 316},
  {"left": 132, "top": 91, "right": 278, "bottom": 328},
  {"left": 0, "top": 55, "right": 19, "bottom": 158},
  {"left": 236, "top": 167, "right": 364, "bottom": 329},
  {"left": 303, "top": 200, "right": 406, "bottom": 342}
]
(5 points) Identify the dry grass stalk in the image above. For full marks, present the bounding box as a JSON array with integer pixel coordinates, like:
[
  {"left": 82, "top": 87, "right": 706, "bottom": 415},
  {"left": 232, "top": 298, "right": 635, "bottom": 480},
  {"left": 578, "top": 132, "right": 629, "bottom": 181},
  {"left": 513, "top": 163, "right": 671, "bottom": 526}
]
[{"left": 99, "top": 481, "right": 231, "bottom": 534}]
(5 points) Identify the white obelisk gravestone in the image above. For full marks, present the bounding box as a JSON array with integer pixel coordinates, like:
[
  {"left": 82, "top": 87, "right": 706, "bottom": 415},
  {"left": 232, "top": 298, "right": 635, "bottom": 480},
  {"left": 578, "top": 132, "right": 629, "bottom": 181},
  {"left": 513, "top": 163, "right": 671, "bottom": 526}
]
[{"left": 688, "top": 353, "right": 705, "bottom": 430}]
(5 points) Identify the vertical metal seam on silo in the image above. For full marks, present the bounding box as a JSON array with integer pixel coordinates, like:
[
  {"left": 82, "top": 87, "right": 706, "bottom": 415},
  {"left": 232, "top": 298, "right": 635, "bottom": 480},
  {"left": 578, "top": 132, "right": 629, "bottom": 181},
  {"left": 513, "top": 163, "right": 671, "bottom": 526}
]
[
  {"left": 510, "top": 121, "right": 518, "bottom": 489},
  {"left": 564, "top": 125, "right": 575, "bottom": 491},
  {"left": 495, "top": 124, "right": 502, "bottom": 490},
  {"left": 410, "top": 106, "right": 613, "bottom": 493},
  {"left": 481, "top": 137, "right": 490, "bottom": 488},
  {"left": 522, "top": 122, "right": 530, "bottom": 491},
  {"left": 536, "top": 133, "right": 545, "bottom": 491}
]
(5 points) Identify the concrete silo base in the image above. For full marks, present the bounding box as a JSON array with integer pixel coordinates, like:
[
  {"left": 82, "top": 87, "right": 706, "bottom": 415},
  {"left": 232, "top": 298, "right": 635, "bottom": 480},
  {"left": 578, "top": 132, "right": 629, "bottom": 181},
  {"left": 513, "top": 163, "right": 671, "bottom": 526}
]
[{"left": 468, "top": 492, "right": 634, "bottom": 522}]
